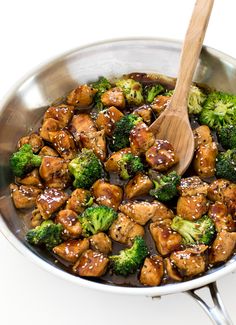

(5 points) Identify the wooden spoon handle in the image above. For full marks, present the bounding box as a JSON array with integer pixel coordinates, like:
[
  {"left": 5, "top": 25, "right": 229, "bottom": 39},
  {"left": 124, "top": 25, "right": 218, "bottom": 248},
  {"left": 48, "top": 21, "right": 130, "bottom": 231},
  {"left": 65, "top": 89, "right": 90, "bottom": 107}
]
[{"left": 170, "top": 0, "right": 214, "bottom": 113}]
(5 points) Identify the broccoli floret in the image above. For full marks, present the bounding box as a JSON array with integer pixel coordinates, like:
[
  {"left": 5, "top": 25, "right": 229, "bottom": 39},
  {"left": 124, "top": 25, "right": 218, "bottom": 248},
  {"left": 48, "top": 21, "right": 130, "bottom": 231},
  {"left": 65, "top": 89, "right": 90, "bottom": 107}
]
[
  {"left": 116, "top": 78, "right": 144, "bottom": 106},
  {"left": 109, "top": 236, "right": 148, "bottom": 276},
  {"left": 26, "top": 220, "right": 63, "bottom": 250},
  {"left": 111, "top": 114, "right": 142, "bottom": 151},
  {"left": 171, "top": 215, "right": 215, "bottom": 245},
  {"left": 91, "top": 76, "right": 112, "bottom": 110},
  {"left": 215, "top": 149, "right": 236, "bottom": 182},
  {"left": 188, "top": 85, "right": 206, "bottom": 114},
  {"left": 199, "top": 91, "right": 236, "bottom": 130},
  {"left": 164, "top": 89, "right": 174, "bottom": 97},
  {"left": 79, "top": 205, "right": 118, "bottom": 237},
  {"left": 218, "top": 125, "right": 236, "bottom": 149},
  {"left": 149, "top": 171, "right": 181, "bottom": 202},
  {"left": 68, "top": 149, "right": 102, "bottom": 189},
  {"left": 10, "top": 144, "right": 42, "bottom": 177},
  {"left": 144, "top": 84, "right": 164, "bottom": 103},
  {"left": 118, "top": 153, "right": 144, "bottom": 180}
]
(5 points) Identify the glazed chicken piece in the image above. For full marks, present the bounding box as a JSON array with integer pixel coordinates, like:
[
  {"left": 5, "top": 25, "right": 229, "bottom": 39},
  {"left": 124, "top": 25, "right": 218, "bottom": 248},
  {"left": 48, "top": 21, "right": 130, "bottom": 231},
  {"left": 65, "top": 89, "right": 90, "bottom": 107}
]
[
  {"left": 109, "top": 213, "right": 144, "bottom": 246},
  {"left": 66, "top": 188, "right": 93, "bottom": 214},
  {"left": 133, "top": 105, "right": 152, "bottom": 125},
  {"left": 150, "top": 201, "right": 175, "bottom": 222},
  {"left": 31, "top": 208, "right": 43, "bottom": 228},
  {"left": 208, "top": 202, "right": 235, "bottom": 232},
  {"left": 176, "top": 194, "right": 209, "bottom": 221},
  {"left": 164, "top": 257, "right": 182, "bottom": 281},
  {"left": 43, "top": 104, "right": 74, "bottom": 128},
  {"left": 101, "top": 87, "right": 125, "bottom": 109},
  {"left": 145, "top": 139, "right": 179, "bottom": 172},
  {"left": 89, "top": 232, "right": 112, "bottom": 255},
  {"left": 124, "top": 173, "right": 153, "bottom": 199},
  {"left": 178, "top": 176, "right": 209, "bottom": 197},
  {"left": 67, "top": 84, "right": 97, "bottom": 107},
  {"left": 69, "top": 113, "right": 97, "bottom": 143},
  {"left": 150, "top": 95, "right": 171, "bottom": 115},
  {"left": 207, "top": 179, "right": 231, "bottom": 202},
  {"left": 36, "top": 188, "right": 68, "bottom": 219},
  {"left": 222, "top": 183, "right": 236, "bottom": 217},
  {"left": 170, "top": 245, "right": 208, "bottom": 277},
  {"left": 73, "top": 249, "right": 109, "bottom": 277},
  {"left": 193, "top": 142, "right": 218, "bottom": 178},
  {"left": 104, "top": 148, "right": 131, "bottom": 173},
  {"left": 49, "top": 130, "right": 77, "bottom": 160},
  {"left": 193, "top": 125, "right": 213, "bottom": 149},
  {"left": 10, "top": 184, "right": 42, "bottom": 209},
  {"left": 55, "top": 209, "right": 82, "bottom": 238},
  {"left": 209, "top": 230, "right": 236, "bottom": 264},
  {"left": 139, "top": 255, "right": 164, "bottom": 286},
  {"left": 91, "top": 179, "right": 123, "bottom": 211},
  {"left": 129, "top": 122, "right": 155, "bottom": 156},
  {"left": 40, "top": 118, "right": 61, "bottom": 142},
  {"left": 96, "top": 106, "right": 124, "bottom": 136},
  {"left": 16, "top": 169, "right": 43, "bottom": 189},
  {"left": 53, "top": 239, "right": 89, "bottom": 263},
  {"left": 80, "top": 130, "right": 107, "bottom": 161},
  {"left": 39, "top": 146, "right": 59, "bottom": 157},
  {"left": 149, "top": 219, "right": 182, "bottom": 256},
  {"left": 17, "top": 133, "right": 44, "bottom": 153},
  {"left": 39, "top": 156, "right": 70, "bottom": 189}
]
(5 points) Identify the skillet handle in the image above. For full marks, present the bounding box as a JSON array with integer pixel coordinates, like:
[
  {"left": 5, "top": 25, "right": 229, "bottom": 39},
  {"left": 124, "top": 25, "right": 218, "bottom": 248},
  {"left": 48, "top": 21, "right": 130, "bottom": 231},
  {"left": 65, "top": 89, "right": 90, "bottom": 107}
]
[{"left": 187, "top": 282, "right": 233, "bottom": 325}]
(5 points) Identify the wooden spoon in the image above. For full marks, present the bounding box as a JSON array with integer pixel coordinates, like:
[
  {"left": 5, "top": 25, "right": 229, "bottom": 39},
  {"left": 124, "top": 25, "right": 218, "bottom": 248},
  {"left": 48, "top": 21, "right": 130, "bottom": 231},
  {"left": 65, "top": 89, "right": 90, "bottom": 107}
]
[{"left": 149, "top": 0, "right": 214, "bottom": 175}]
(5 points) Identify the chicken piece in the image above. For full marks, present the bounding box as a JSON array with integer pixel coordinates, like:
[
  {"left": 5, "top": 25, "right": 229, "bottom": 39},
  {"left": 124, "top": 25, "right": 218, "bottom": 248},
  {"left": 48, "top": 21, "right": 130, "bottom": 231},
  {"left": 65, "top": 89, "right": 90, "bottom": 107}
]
[
  {"left": 193, "top": 142, "right": 218, "bottom": 178},
  {"left": 222, "top": 183, "right": 236, "bottom": 217},
  {"left": 101, "top": 87, "right": 125, "bottom": 109},
  {"left": 207, "top": 179, "right": 231, "bottom": 202},
  {"left": 129, "top": 122, "right": 155, "bottom": 156},
  {"left": 67, "top": 84, "right": 96, "bottom": 107},
  {"left": 73, "top": 249, "right": 109, "bottom": 277},
  {"left": 178, "top": 176, "right": 209, "bottom": 197},
  {"left": 96, "top": 106, "right": 124, "bottom": 136},
  {"left": 40, "top": 118, "right": 61, "bottom": 142},
  {"left": 104, "top": 148, "right": 131, "bottom": 173},
  {"left": 208, "top": 202, "right": 235, "bottom": 232},
  {"left": 36, "top": 188, "right": 68, "bottom": 219},
  {"left": 39, "top": 146, "right": 59, "bottom": 157},
  {"left": 39, "top": 156, "right": 70, "bottom": 189},
  {"left": 43, "top": 104, "right": 74, "bottom": 128},
  {"left": 133, "top": 105, "right": 152, "bottom": 125},
  {"left": 151, "top": 95, "right": 171, "bottom": 115},
  {"left": 193, "top": 125, "right": 213, "bottom": 149},
  {"left": 170, "top": 245, "right": 208, "bottom": 277},
  {"left": 16, "top": 169, "right": 43, "bottom": 188},
  {"left": 209, "top": 230, "right": 236, "bottom": 264},
  {"left": 53, "top": 239, "right": 89, "bottom": 263},
  {"left": 149, "top": 219, "right": 182, "bottom": 256},
  {"left": 176, "top": 194, "right": 209, "bottom": 221},
  {"left": 49, "top": 130, "right": 77, "bottom": 160},
  {"left": 109, "top": 213, "right": 144, "bottom": 246},
  {"left": 119, "top": 200, "right": 173, "bottom": 225},
  {"left": 139, "top": 255, "right": 164, "bottom": 286},
  {"left": 69, "top": 114, "right": 97, "bottom": 143},
  {"left": 145, "top": 139, "right": 179, "bottom": 172},
  {"left": 91, "top": 179, "right": 123, "bottom": 211},
  {"left": 55, "top": 209, "right": 82, "bottom": 238},
  {"left": 17, "top": 133, "right": 44, "bottom": 153},
  {"left": 31, "top": 208, "right": 43, "bottom": 228},
  {"left": 89, "top": 233, "right": 112, "bottom": 255},
  {"left": 80, "top": 130, "right": 107, "bottom": 161},
  {"left": 124, "top": 173, "right": 153, "bottom": 199},
  {"left": 66, "top": 188, "right": 92, "bottom": 214},
  {"left": 10, "top": 184, "right": 42, "bottom": 209},
  {"left": 164, "top": 257, "right": 182, "bottom": 281}
]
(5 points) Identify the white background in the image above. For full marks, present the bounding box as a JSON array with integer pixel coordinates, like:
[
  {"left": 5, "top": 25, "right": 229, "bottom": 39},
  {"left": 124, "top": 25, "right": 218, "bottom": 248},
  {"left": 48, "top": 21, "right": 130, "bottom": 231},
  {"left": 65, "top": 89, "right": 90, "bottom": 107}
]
[{"left": 1, "top": 0, "right": 236, "bottom": 324}]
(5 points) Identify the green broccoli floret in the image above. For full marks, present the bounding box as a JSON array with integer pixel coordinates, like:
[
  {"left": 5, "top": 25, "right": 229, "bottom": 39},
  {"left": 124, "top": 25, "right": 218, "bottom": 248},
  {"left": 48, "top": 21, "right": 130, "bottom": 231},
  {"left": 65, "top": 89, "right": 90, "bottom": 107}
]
[
  {"left": 188, "top": 85, "right": 206, "bottom": 114},
  {"left": 144, "top": 84, "right": 164, "bottom": 103},
  {"left": 116, "top": 78, "right": 144, "bottom": 106},
  {"left": 68, "top": 149, "right": 102, "bottom": 189},
  {"left": 218, "top": 125, "right": 236, "bottom": 149},
  {"left": 26, "top": 220, "right": 63, "bottom": 250},
  {"left": 91, "top": 76, "right": 112, "bottom": 110},
  {"left": 171, "top": 215, "right": 215, "bottom": 245},
  {"left": 164, "top": 89, "right": 174, "bottom": 97},
  {"left": 79, "top": 205, "right": 118, "bottom": 237},
  {"left": 111, "top": 114, "right": 142, "bottom": 151},
  {"left": 199, "top": 91, "right": 236, "bottom": 130},
  {"left": 215, "top": 149, "right": 236, "bottom": 182},
  {"left": 109, "top": 236, "right": 148, "bottom": 276},
  {"left": 10, "top": 144, "right": 42, "bottom": 177},
  {"left": 118, "top": 153, "right": 144, "bottom": 180},
  {"left": 149, "top": 171, "right": 181, "bottom": 202}
]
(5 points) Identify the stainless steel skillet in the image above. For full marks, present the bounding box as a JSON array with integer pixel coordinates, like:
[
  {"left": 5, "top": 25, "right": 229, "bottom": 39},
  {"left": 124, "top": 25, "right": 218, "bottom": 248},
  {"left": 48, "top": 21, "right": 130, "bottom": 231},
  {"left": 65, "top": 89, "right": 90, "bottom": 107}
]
[{"left": 0, "top": 38, "right": 235, "bottom": 324}]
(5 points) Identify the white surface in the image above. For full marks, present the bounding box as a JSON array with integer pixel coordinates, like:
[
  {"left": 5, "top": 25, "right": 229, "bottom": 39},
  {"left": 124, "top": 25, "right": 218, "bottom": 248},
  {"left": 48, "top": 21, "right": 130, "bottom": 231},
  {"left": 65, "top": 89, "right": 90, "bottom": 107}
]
[{"left": 1, "top": 0, "right": 236, "bottom": 324}]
